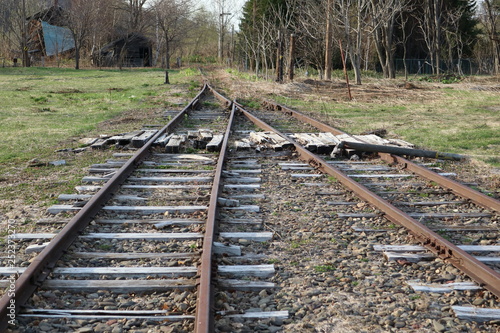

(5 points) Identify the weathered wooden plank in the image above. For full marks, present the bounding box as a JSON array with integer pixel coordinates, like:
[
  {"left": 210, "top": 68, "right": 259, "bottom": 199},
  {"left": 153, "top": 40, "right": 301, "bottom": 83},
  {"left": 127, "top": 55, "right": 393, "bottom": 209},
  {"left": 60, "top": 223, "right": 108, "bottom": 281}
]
[
  {"left": 156, "top": 153, "right": 214, "bottom": 161},
  {"left": 115, "top": 130, "right": 145, "bottom": 145},
  {"left": 42, "top": 279, "right": 195, "bottom": 291},
  {"left": 122, "top": 185, "right": 212, "bottom": 190},
  {"left": 9, "top": 232, "right": 205, "bottom": 241},
  {"left": 223, "top": 177, "right": 261, "bottom": 183},
  {"left": 19, "top": 309, "right": 192, "bottom": 321},
  {"left": 137, "top": 169, "right": 213, "bottom": 174},
  {"left": 290, "top": 174, "right": 322, "bottom": 178},
  {"left": 280, "top": 166, "right": 314, "bottom": 171},
  {"left": 263, "top": 132, "right": 293, "bottom": 150},
  {"left": 318, "top": 132, "right": 341, "bottom": 145},
  {"left": 58, "top": 194, "right": 147, "bottom": 202},
  {"left": 154, "top": 219, "right": 205, "bottom": 228},
  {"left": 407, "top": 281, "right": 482, "bottom": 293},
  {"left": 224, "top": 184, "right": 260, "bottom": 191},
  {"left": 81, "top": 232, "right": 203, "bottom": 240},
  {"left": 102, "top": 205, "right": 207, "bottom": 214},
  {"left": 95, "top": 218, "right": 204, "bottom": 225},
  {"left": 154, "top": 133, "right": 173, "bottom": 147},
  {"left": 218, "top": 265, "right": 275, "bottom": 278},
  {"left": 75, "top": 185, "right": 102, "bottom": 193},
  {"left": 218, "top": 279, "right": 276, "bottom": 291},
  {"left": 48, "top": 205, "right": 207, "bottom": 215},
  {"left": 452, "top": 306, "right": 500, "bottom": 322},
  {"left": 90, "top": 138, "right": 109, "bottom": 150},
  {"left": 9, "top": 233, "right": 56, "bottom": 240},
  {"left": 223, "top": 311, "right": 289, "bottom": 319},
  {"left": 26, "top": 242, "right": 50, "bottom": 254},
  {"left": 0, "top": 267, "right": 198, "bottom": 277},
  {"left": 213, "top": 242, "right": 241, "bottom": 256},
  {"left": 220, "top": 232, "right": 272, "bottom": 242},
  {"left": 56, "top": 267, "right": 196, "bottom": 277},
  {"left": 165, "top": 134, "right": 187, "bottom": 153},
  {"left": 127, "top": 176, "right": 213, "bottom": 183},
  {"left": 72, "top": 252, "right": 199, "bottom": 260},
  {"left": 222, "top": 205, "right": 260, "bottom": 212},
  {"left": 235, "top": 139, "right": 252, "bottom": 150},
  {"left": 220, "top": 218, "right": 263, "bottom": 225},
  {"left": 327, "top": 201, "right": 357, "bottom": 206},
  {"left": 226, "top": 169, "right": 262, "bottom": 175},
  {"left": 131, "top": 130, "right": 158, "bottom": 148},
  {"left": 229, "top": 194, "right": 265, "bottom": 200},
  {"left": 206, "top": 134, "right": 224, "bottom": 152},
  {"left": 383, "top": 252, "right": 436, "bottom": 262}
]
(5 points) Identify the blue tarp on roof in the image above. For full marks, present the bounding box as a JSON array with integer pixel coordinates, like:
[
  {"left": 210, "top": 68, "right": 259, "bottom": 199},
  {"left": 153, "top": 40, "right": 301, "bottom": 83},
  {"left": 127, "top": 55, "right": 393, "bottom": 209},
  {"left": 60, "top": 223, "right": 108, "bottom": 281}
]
[{"left": 41, "top": 21, "right": 74, "bottom": 56}]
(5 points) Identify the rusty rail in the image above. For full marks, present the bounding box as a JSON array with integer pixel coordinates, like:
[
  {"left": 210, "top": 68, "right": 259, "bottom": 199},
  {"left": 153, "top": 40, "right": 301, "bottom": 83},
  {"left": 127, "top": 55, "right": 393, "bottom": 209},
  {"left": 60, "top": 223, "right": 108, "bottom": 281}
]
[
  {"left": 237, "top": 101, "right": 500, "bottom": 299},
  {"left": 262, "top": 100, "right": 499, "bottom": 212},
  {"left": 0, "top": 84, "right": 208, "bottom": 331},
  {"left": 194, "top": 88, "right": 235, "bottom": 333}
]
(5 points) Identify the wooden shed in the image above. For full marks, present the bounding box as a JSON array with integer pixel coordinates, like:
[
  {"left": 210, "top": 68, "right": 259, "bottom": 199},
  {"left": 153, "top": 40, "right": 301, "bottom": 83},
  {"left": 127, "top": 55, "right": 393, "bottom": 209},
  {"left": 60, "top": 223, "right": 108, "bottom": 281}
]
[
  {"left": 95, "top": 34, "right": 152, "bottom": 67},
  {"left": 27, "top": 5, "right": 75, "bottom": 59}
]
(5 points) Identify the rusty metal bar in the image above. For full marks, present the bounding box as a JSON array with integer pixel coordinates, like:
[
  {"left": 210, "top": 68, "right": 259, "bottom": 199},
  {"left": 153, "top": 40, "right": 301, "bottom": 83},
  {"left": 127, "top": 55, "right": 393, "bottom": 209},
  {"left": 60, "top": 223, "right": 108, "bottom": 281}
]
[
  {"left": 379, "top": 154, "right": 500, "bottom": 212},
  {"left": 0, "top": 84, "right": 208, "bottom": 331},
  {"left": 262, "top": 100, "right": 499, "bottom": 212},
  {"left": 194, "top": 94, "right": 235, "bottom": 333},
  {"left": 235, "top": 103, "right": 500, "bottom": 299}
]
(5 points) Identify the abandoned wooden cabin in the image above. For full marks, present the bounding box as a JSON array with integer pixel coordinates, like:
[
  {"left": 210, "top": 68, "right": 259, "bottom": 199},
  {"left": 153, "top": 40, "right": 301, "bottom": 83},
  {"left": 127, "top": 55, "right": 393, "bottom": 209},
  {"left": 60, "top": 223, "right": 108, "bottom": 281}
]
[
  {"left": 95, "top": 34, "right": 152, "bottom": 67},
  {"left": 27, "top": 4, "right": 75, "bottom": 61}
]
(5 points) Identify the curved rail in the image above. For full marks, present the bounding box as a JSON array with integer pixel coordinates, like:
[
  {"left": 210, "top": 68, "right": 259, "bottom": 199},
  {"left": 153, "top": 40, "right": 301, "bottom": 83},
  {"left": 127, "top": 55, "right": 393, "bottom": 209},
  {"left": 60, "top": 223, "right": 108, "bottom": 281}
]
[
  {"left": 0, "top": 84, "right": 209, "bottom": 331},
  {"left": 262, "top": 100, "right": 500, "bottom": 212},
  {"left": 236, "top": 100, "right": 500, "bottom": 299},
  {"left": 195, "top": 92, "right": 235, "bottom": 333}
]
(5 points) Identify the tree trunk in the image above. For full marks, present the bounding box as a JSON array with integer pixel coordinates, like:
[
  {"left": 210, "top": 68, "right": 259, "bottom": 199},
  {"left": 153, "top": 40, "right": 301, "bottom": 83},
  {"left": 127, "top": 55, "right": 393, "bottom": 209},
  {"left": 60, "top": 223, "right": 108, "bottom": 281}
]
[
  {"left": 433, "top": 0, "right": 441, "bottom": 75},
  {"left": 165, "top": 32, "right": 170, "bottom": 70},
  {"left": 324, "top": 0, "right": 333, "bottom": 80}
]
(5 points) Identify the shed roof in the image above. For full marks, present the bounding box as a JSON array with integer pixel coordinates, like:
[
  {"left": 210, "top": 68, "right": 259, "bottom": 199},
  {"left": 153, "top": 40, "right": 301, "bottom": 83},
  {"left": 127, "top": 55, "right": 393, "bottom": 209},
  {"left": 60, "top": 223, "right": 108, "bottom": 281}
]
[{"left": 41, "top": 21, "right": 74, "bottom": 56}]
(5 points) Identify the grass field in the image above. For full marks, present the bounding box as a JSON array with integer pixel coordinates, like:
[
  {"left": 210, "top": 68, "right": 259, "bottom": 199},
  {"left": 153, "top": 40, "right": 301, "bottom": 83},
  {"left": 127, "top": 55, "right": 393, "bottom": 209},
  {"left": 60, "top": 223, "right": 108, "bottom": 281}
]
[
  {"left": 216, "top": 69, "right": 499, "bottom": 167},
  {"left": 0, "top": 66, "right": 498, "bottom": 221},
  {"left": 0, "top": 67, "right": 202, "bottom": 217}
]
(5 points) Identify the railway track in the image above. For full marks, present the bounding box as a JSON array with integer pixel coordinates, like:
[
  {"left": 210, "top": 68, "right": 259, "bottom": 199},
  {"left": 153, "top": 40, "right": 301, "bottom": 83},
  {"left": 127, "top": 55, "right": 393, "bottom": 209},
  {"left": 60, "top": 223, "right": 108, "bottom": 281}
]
[{"left": 1, "top": 83, "right": 499, "bottom": 332}]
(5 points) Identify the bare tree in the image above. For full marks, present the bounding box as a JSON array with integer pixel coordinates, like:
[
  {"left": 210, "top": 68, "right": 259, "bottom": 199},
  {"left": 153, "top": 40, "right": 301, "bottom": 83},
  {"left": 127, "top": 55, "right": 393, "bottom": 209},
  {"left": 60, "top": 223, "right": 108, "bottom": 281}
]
[
  {"left": 212, "top": 0, "right": 237, "bottom": 61},
  {"left": 151, "top": 0, "right": 195, "bottom": 69},
  {"left": 416, "top": 0, "right": 443, "bottom": 75},
  {"left": 368, "top": 0, "right": 410, "bottom": 78},
  {"left": 481, "top": 0, "right": 500, "bottom": 74},
  {"left": 334, "top": 0, "right": 369, "bottom": 84},
  {"left": 65, "top": 0, "right": 102, "bottom": 69},
  {"left": 324, "top": 0, "right": 334, "bottom": 80}
]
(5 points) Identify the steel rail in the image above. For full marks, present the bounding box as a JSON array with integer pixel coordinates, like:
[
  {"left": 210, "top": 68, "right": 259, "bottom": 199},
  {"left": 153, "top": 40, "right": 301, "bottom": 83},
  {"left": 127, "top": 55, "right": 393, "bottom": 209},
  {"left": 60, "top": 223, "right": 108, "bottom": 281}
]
[
  {"left": 235, "top": 102, "right": 500, "bottom": 299},
  {"left": 262, "top": 100, "right": 500, "bottom": 212},
  {"left": 194, "top": 94, "right": 235, "bottom": 333},
  {"left": 0, "top": 84, "right": 208, "bottom": 331}
]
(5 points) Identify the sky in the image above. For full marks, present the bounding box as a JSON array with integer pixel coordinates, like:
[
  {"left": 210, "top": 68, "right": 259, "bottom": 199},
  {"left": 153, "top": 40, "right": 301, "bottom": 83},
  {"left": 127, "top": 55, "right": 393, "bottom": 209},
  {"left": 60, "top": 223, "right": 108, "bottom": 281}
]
[{"left": 196, "top": 0, "right": 248, "bottom": 26}]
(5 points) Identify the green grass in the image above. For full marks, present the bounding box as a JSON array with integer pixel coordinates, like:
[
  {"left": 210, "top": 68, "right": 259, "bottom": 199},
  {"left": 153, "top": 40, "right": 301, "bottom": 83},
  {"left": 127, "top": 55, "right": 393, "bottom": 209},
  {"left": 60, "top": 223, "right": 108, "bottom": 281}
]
[
  {"left": 0, "top": 67, "right": 203, "bottom": 211},
  {"left": 270, "top": 81, "right": 499, "bottom": 166},
  {"left": 0, "top": 67, "right": 201, "bottom": 164}
]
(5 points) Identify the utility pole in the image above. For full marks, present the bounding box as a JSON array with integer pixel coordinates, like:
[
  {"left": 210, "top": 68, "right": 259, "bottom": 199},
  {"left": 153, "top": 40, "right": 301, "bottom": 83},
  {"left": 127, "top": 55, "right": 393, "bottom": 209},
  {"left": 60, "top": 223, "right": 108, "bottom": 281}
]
[
  {"left": 324, "top": 0, "right": 333, "bottom": 80},
  {"left": 218, "top": 12, "right": 231, "bottom": 62},
  {"left": 276, "top": 31, "right": 284, "bottom": 83},
  {"left": 288, "top": 34, "right": 296, "bottom": 81},
  {"left": 22, "top": 0, "right": 30, "bottom": 67}
]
